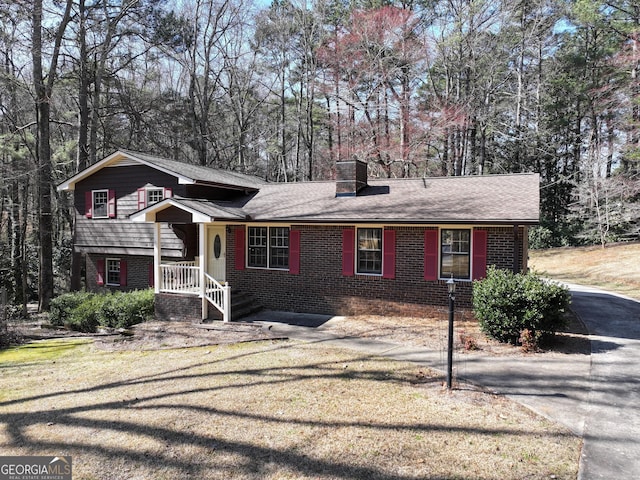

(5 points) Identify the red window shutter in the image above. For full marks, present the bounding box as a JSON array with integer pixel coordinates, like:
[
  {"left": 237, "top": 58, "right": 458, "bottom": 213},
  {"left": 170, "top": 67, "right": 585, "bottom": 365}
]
[
  {"left": 424, "top": 230, "right": 438, "bottom": 281},
  {"left": 137, "top": 188, "right": 146, "bottom": 210},
  {"left": 119, "top": 260, "right": 127, "bottom": 287},
  {"left": 164, "top": 187, "right": 173, "bottom": 198},
  {"left": 342, "top": 229, "right": 355, "bottom": 277},
  {"left": 96, "top": 258, "right": 105, "bottom": 286},
  {"left": 472, "top": 229, "right": 488, "bottom": 280},
  {"left": 148, "top": 262, "right": 154, "bottom": 287},
  {"left": 235, "top": 228, "right": 245, "bottom": 270},
  {"left": 85, "top": 191, "right": 92, "bottom": 218},
  {"left": 107, "top": 189, "right": 116, "bottom": 218},
  {"left": 382, "top": 229, "right": 396, "bottom": 279},
  {"left": 289, "top": 230, "right": 300, "bottom": 275}
]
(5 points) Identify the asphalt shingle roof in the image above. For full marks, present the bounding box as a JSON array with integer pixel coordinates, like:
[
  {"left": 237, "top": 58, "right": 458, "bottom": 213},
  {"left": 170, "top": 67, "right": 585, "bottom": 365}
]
[
  {"left": 223, "top": 173, "right": 540, "bottom": 224},
  {"left": 122, "top": 151, "right": 265, "bottom": 190},
  {"left": 79, "top": 150, "right": 539, "bottom": 225}
]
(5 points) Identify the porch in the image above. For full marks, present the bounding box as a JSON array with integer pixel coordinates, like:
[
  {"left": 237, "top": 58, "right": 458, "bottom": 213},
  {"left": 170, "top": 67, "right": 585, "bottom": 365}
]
[
  {"left": 158, "top": 260, "right": 231, "bottom": 322},
  {"left": 131, "top": 197, "right": 248, "bottom": 322}
]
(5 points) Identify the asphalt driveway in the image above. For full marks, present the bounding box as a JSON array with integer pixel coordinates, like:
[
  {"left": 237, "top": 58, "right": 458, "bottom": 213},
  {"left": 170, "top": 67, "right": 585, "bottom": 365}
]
[{"left": 567, "top": 284, "right": 640, "bottom": 480}]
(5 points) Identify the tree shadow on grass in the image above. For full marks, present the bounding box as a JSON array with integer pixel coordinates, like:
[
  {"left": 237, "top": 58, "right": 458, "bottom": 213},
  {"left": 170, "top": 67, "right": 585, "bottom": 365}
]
[{"left": 0, "top": 341, "right": 577, "bottom": 480}]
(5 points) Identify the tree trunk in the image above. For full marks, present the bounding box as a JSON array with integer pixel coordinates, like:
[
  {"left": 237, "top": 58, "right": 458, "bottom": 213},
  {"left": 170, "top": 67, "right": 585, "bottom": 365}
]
[
  {"left": 32, "top": 0, "right": 73, "bottom": 311},
  {"left": 77, "top": 0, "right": 90, "bottom": 171}
]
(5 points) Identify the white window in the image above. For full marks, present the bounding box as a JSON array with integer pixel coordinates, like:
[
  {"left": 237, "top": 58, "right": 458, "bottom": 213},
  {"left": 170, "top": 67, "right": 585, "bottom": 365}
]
[
  {"left": 147, "top": 188, "right": 164, "bottom": 205},
  {"left": 93, "top": 190, "right": 109, "bottom": 219},
  {"left": 137, "top": 187, "right": 172, "bottom": 209},
  {"left": 356, "top": 228, "right": 382, "bottom": 275},
  {"left": 247, "top": 226, "right": 289, "bottom": 269},
  {"left": 440, "top": 229, "right": 471, "bottom": 279},
  {"left": 106, "top": 259, "right": 121, "bottom": 286}
]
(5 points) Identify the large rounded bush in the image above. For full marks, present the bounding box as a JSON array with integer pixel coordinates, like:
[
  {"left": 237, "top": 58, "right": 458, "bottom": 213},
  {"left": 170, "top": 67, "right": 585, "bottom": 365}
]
[
  {"left": 49, "top": 291, "right": 96, "bottom": 326},
  {"left": 49, "top": 289, "right": 155, "bottom": 332},
  {"left": 473, "top": 267, "right": 570, "bottom": 344},
  {"left": 67, "top": 295, "right": 104, "bottom": 332},
  {"left": 98, "top": 290, "right": 155, "bottom": 329}
]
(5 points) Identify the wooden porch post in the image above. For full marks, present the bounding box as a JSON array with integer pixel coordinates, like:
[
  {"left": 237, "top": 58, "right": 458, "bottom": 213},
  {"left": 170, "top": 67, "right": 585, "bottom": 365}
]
[
  {"left": 153, "top": 223, "right": 161, "bottom": 294},
  {"left": 199, "top": 223, "right": 208, "bottom": 321}
]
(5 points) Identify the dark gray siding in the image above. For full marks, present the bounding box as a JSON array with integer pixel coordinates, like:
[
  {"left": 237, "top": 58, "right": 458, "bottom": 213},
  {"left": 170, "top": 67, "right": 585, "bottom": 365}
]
[{"left": 74, "top": 165, "right": 185, "bottom": 256}]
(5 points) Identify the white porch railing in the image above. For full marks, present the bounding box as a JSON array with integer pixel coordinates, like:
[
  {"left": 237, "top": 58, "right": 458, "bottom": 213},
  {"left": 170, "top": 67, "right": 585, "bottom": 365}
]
[
  {"left": 159, "top": 263, "right": 200, "bottom": 293},
  {"left": 159, "top": 262, "right": 231, "bottom": 322},
  {"left": 204, "top": 272, "right": 231, "bottom": 322}
]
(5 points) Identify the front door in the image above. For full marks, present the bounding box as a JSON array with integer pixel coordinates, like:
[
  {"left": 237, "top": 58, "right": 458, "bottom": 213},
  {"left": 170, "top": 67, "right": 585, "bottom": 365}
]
[{"left": 207, "top": 225, "right": 226, "bottom": 281}]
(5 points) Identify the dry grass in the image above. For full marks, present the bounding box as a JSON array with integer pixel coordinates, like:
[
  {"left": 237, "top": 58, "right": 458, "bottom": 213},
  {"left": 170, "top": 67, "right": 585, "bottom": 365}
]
[
  {"left": 0, "top": 338, "right": 580, "bottom": 480},
  {"left": 529, "top": 242, "right": 640, "bottom": 300},
  {"left": 324, "top": 307, "right": 589, "bottom": 357}
]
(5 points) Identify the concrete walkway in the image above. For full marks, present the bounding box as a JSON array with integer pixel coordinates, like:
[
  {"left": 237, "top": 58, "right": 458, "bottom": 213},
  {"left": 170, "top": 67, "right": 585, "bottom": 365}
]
[{"left": 246, "top": 284, "right": 640, "bottom": 480}]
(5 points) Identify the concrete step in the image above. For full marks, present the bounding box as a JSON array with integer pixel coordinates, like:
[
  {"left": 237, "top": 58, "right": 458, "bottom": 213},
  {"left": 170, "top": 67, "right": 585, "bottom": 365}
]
[{"left": 231, "top": 291, "right": 262, "bottom": 321}]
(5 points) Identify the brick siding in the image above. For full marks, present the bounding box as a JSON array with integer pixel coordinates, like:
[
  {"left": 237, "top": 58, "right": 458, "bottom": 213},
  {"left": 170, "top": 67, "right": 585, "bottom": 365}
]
[
  {"left": 155, "top": 293, "right": 203, "bottom": 322},
  {"left": 226, "top": 224, "right": 525, "bottom": 316}
]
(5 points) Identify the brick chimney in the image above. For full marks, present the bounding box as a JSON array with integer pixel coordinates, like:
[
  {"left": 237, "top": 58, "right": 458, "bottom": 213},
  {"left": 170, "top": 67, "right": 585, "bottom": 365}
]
[{"left": 336, "top": 158, "right": 368, "bottom": 197}]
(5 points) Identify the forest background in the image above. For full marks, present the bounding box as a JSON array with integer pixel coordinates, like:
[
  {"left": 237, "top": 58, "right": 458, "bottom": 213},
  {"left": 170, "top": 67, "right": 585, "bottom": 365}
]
[{"left": 0, "top": 0, "right": 638, "bottom": 312}]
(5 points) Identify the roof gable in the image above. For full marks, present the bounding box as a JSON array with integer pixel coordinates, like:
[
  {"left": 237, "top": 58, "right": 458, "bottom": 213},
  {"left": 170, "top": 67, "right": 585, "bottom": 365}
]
[
  {"left": 130, "top": 197, "right": 248, "bottom": 223},
  {"left": 57, "top": 150, "right": 264, "bottom": 192}
]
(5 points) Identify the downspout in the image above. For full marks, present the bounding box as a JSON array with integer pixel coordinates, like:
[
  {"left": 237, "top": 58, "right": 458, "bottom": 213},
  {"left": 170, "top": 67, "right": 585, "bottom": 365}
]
[
  {"left": 522, "top": 225, "right": 529, "bottom": 272},
  {"left": 153, "top": 223, "right": 161, "bottom": 294},
  {"left": 513, "top": 225, "right": 520, "bottom": 274}
]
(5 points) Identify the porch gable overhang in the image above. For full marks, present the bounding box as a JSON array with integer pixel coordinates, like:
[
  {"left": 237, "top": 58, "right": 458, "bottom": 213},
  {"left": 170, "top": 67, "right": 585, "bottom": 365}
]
[{"left": 129, "top": 197, "right": 246, "bottom": 223}]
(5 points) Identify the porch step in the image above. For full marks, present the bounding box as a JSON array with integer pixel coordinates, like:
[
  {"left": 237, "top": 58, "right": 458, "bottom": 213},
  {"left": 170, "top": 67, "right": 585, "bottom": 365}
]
[{"left": 231, "top": 291, "right": 262, "bottom": 321}]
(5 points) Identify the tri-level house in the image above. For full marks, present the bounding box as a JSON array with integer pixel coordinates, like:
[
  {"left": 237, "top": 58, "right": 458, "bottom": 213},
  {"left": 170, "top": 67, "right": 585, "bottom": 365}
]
[{"left": 58, "top": 150, "right": 540, "bottom": 322}]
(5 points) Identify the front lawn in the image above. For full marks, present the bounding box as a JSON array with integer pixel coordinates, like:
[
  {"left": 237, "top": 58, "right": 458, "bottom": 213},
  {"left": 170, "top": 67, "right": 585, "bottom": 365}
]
[
  {"left": 0, "top": 338, "right": 580, "bottom": 479},
  {"left": 529, "top": 242, "right": 640, "bottom": 300}
]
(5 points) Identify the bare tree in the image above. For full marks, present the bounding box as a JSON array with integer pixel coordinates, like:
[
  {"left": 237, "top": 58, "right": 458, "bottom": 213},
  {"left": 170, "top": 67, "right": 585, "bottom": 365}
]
[{"left": 32, "top": 0, "right": 73, "bottom": 311}]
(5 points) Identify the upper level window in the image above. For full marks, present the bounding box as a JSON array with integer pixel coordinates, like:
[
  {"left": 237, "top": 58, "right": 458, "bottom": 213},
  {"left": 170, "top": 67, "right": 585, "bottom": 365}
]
[
  {"left": 247, "top": 226, "right": 289, "bottom": 270},
  {"left": 441, "top": 229, "right": 470, "bottom": 279},
  {"left": 93, "top": 190, "right": 109, "bottom": 218},
  {"left": 147, "top": 188, "right": 164, "bottom": 205},
  {"left": 357, "top": 228, "right": 382, "bottom": 275},
  {"left": 137, "top": 187, "right": 172, "bottom": 210},
  {"left": 85, "top": 189, "right": 115, "bottom": 219}
]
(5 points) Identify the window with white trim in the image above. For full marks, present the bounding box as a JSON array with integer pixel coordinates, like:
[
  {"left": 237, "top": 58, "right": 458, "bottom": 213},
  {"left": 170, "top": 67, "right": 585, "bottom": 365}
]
[
  {"left": 247, "top": 226, "right": 289, "bottom": 269},
  {"left": 147, "top": 188, "right": 164, "bottom": 205},
  {"left": 357, "top": 228, "right": 382, "bottom": 275},
  {"left": 106, "top": 259, "right": 121, "bottom": 286},
  {"left": 93, "top": 190, "right": 109, "bottom": 219},
  {"left": 440, "top": 229, "right": 471, "bottom": 279},
  {"left": 137, "top": 187, "right": 172, "bottom": 210}
]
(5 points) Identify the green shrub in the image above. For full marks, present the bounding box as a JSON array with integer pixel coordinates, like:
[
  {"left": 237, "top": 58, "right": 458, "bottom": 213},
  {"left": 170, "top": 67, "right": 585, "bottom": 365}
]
[
  {"left": 49, "top": 289, "right": 155, "bottom": 332},
  {"left": 49, "top": 291, "right": 96, "bottom": 326},
  {"left": 473, "top": 267, "right": 571, "bottom": 345},
  {"left": 98, "top": 289, "right": 154, "bottom": 329},
  {"left": 66, "top": 295, "right": 105, "bottom": 333}
]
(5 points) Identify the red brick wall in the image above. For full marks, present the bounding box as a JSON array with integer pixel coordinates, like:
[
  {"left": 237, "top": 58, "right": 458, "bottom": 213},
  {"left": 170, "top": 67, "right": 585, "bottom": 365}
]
[
  {"left": 485, "top": 226, "right": 524, "bottom": 272},
  {"left": 226, "top": 224, "right": 526, "bottom": 316}
]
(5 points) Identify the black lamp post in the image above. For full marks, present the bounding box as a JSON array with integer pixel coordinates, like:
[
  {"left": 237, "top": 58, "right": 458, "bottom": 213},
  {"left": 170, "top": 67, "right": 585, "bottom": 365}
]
[{"left": 446, "top": 275, "right": 456, "bottom": 389}]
